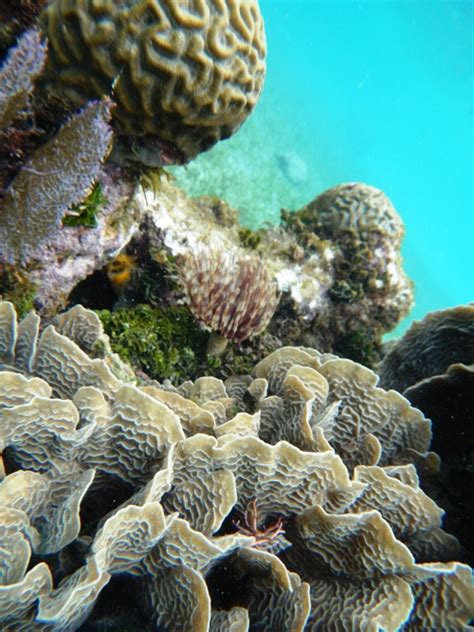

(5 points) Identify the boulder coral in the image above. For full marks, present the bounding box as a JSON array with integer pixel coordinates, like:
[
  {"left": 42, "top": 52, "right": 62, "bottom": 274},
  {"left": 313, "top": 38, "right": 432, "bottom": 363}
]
[
  {"left": 38, "top": 0, "right": 267, "bottom": 163},
  {"left": 0, "top": 300, "right": 472, "bottom": 630}
]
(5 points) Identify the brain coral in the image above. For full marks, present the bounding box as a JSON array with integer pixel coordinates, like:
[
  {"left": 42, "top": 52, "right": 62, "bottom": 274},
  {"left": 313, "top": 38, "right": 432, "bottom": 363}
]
[
  {"left": 39, "top": 0, "right": 266, "bottom": 162},
  {"left": 275, "top": 182, "right": 413, "bottom": 364},
  {"left": 0, "top": 300, "right": 473, "bottom": 630}
]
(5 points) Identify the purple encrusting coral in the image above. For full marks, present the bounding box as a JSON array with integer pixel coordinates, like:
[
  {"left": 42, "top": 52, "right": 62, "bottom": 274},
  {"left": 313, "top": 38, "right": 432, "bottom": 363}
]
[
  {"left": 0, "top": 28, "right": 47, "bottom": 129},
  {"left": 0, "top": 99, "right": 113, "bottom": 266}
]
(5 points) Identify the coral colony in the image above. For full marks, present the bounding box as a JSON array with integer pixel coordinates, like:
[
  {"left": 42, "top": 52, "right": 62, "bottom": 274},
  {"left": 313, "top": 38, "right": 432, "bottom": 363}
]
[{"left": 0, "top": 1, "right": 473, "bottom": 631}]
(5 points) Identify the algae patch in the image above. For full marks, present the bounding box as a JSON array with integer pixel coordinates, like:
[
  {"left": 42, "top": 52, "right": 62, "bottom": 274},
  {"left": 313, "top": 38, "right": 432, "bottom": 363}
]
[
  {"left": 62, "top": 182, "right": 107, "bottom": 228},
  {"left": 96, "top": 304, "right": 209, "bottom": 384},
  {"left": 0, "top": 264, "right": 37, "bottom": 319}
]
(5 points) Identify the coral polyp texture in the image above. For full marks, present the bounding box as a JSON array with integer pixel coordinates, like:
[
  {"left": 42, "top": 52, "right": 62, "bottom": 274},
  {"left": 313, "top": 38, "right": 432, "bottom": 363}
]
[
  {"left": 177, "top": 246, "right": 279, "bottom": 345},
  {"left": 38, "top": 0, "right": 266, "bottom": 162},
  {"left": 0, "top": 300, "right": 473, "bottom": 630}
]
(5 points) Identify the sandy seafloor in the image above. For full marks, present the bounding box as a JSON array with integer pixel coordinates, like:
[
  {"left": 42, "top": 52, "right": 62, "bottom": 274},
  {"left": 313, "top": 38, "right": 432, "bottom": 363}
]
[{"left": 171, "top": 0, "right": 473, "bottom": 337}]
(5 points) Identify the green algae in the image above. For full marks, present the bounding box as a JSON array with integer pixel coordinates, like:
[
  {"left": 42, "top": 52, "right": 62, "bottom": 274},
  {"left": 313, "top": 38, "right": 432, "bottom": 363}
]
[
  {"left": 335, "top": 329, "right": 381, "bottom": 367},
  {"left": 0, "top": 264, "right": 37, "bottom": 319},
  {"left": 96, "top": 304, "right": 209, "bottom": 384},
  {"left": 95, "top": 301, "right": 280, "bottom": 384},
  {"left": 62, "top": 182, "right": 106, "bottom": 228},
  {"left": 238, "top": 227, "right": 262, "bottom": 250}
]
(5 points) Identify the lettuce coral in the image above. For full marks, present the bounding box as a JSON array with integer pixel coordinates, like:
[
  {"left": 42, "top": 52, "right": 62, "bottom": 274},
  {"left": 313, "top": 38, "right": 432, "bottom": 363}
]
[
  {"left": 0, "top": 300, "right": 472, "bottom": 630},
  {"left": 379, "top": 305, "right": 474, "bottom": 565}
]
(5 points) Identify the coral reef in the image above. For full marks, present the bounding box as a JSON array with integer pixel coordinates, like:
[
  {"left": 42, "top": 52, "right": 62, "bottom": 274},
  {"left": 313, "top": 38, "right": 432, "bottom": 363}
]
[
  {"left": 134, "top": 178, "right": 412, "bottom": 367},
  {"left": 0, "top": 8, "right": 469, "bottom": 631},
  {"left": 38, "top": 0, "right": 266, "bottom": 163},
  {"left": 0, "top": 300, "right": 472, "bottom": 630}
]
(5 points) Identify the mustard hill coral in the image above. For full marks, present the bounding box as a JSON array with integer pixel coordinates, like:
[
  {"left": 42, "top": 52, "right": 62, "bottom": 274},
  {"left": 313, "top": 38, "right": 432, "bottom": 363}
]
[
  {"left": 177, "top": 246, "right": 279, "bottom": 346},
  {"left": 39, "top": 0, "right": 267, "bottom": 163}
]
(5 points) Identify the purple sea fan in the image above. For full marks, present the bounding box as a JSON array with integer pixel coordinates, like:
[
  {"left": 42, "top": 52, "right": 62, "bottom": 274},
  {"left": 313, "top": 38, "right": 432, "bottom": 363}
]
[{"left": 177, "top": 245, "right": 280, "bottom": 350}]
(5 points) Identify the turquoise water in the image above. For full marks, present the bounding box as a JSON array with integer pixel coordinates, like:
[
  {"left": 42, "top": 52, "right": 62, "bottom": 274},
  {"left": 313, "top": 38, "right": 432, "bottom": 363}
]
[{"left": 173, "top": 0, "right": 473, "bottom": 334}]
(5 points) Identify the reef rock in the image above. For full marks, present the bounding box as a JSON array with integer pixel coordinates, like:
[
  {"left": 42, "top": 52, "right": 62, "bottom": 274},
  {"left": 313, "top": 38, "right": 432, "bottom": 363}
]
[{"left": 134, "top": 178, "right": 412, "bottom": 366}]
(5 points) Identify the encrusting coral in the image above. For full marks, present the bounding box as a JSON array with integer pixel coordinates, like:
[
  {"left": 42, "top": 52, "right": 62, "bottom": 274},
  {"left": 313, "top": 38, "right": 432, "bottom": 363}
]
[
  {"left": 0, "top": 28, "right": 46, "bottom": 133},
  {"left": 38, "top": 0, "right": 267, "bottom": 164},
  {"left": 0, "top": 28, "right": 48, "bottom": 191},
  {"left": 0, "top": 29, "right": 142, "bottom": 315},
  {"left": 0, "top": 300, "right": 472, "bottom": 630},
  {"left": 0, "top": 98, "right": 112, "bottom": 265}
]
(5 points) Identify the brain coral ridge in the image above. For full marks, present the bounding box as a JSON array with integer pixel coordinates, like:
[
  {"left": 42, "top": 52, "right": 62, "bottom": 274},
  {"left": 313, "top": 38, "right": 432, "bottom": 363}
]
[
  {"left": 0, "top": 301, "right": 473, "bottom": 630},
  {"left": 38, "top": 0, "right": 267, "bottom": 162}
]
